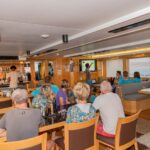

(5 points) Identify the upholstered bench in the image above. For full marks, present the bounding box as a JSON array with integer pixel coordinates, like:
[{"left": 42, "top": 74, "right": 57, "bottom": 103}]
[{"left": 117, "top": 81, "right": 150, "bottom": 114}]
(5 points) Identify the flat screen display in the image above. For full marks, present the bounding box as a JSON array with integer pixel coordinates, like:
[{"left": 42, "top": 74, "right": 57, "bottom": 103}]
[{"left": 79, "top": 60, "right": 97, "bottom": 72}]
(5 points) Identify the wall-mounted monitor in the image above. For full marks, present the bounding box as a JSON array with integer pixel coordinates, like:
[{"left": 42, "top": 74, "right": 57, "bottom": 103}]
[{"left": 79, "top": 59, "right": 97, "bottom": 72}]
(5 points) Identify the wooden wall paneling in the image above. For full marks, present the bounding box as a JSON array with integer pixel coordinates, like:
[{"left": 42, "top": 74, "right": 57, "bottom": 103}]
[
  {"left": 123, "top": 58, "right": 129, "bottom": 71},
  {"left": 30, "top": 61, "right": 36, "bottom": 87},
  {"left": 102, "top": 60, "right": 106, "bottom": 78}
]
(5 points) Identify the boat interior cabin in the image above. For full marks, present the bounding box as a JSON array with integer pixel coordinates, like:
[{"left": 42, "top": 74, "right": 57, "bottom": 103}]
[{"left": 0, "top": 0, "right": 150, "bottom": 150}]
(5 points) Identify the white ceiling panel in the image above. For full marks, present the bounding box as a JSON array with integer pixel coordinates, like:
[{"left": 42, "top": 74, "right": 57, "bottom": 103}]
[{"left": 0, "top": 0, "right": 150, "bottom": 56}]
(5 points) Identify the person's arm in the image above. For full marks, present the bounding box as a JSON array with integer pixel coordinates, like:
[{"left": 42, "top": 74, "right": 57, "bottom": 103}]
[
  {"left": 92, "top": 97, "right": 100, "bottom": 110},
  {"left": 89, "top": 62, "right": 93, "bottom": 68},
  {"left": 66, "top": 107, "right": 73, "bottom": 123},
  {"left": 38, "top": 111, "right": 45, "bottom": 126},
  {"left": 6, "top": 73, "right": 10, "bottom": 83},
  {"left": 0, "top": 115, "right": 6, "bottom": 129},
  {"left": 59, "top": 97, "right": 65, "bottom": 106}
]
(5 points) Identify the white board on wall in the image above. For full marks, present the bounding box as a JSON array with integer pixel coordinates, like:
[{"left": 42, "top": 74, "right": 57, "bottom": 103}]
[{"left": 106, "top": 59, "right": 123, "bottom": 77}]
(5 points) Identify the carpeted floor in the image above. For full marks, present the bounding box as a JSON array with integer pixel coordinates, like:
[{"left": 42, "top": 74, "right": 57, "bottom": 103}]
[{"left": 136, "top": 118, "right": 150, "bottom": 150}]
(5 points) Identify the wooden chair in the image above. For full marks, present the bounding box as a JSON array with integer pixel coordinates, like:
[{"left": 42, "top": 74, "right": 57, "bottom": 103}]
[
  {"left": 55, "top": 117, "right": 99, "bottom": 150},
  {"left": 0, "top": 133, "right": 47, "bottom": 150},
  {"left": 97, "top": 110, "right": 141, "bottom": 150}
]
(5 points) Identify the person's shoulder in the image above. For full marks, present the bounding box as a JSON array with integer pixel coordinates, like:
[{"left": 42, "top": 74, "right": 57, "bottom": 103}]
[
  {"left": 68, "top": 105, "right": 78, "bottom": 112},
  {"left": 89, "top": 103, "right": 96, "bottom": 111},
  {"left": 5, "top": 109, "right": 15, "bottom": 116},
  {"left": 28, "top": 108, "right": 41, "bottom": 114}
]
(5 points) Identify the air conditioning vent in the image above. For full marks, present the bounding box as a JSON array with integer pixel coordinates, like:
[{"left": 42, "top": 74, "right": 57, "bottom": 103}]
[
  {"left": 0, "top": 56, "right": 18, "bottom": 60},
  {"left": 109, "top": 19, "right": 150, "bottom": 33}
]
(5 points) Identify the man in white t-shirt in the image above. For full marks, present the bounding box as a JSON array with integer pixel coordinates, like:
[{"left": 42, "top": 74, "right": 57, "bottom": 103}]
[
  {"left": 7, "top": 66, "right": 21, "bottom": 89},
  {"left": 93, "top": 81, "right": 125, "bottom": 137}
]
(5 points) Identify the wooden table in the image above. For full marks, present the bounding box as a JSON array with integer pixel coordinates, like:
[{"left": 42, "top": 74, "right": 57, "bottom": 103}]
[
  {"left": 0, "top": 121, "right": 65, "bottom": 142},
  {"left": 139, "top": 88, "right": 150, "bottom": 95},
  {"left": 39, "top": 121, "right": 65, "bottom": 133}
]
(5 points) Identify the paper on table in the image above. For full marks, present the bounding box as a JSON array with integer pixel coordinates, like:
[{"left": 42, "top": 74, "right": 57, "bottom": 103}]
[{"left": 141, "top": 88, "right": 150, "bottom": 92}]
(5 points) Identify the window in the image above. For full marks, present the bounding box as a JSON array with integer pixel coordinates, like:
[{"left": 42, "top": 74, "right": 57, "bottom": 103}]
[
  {"left": 129, "top": 57, "right": 150, "bottom": 78},
  {"left": 106, "top": 59, "right": 123, "bottom": 77}
]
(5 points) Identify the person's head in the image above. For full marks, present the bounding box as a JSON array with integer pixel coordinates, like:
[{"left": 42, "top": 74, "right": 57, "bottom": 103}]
[
  {"left": 48, "top": 63, "right": 52, "bottom": 67},
  {"left": 61, "top": 79, "right": 69, "bottom": 89},
  {"left": 116, "top": 71, "right": 121, "bottom": 77},
  {"left": 134, "top": 72, "right": 141, "bottom": 79},
  {"left": 11, "top": 89, "right": 28, "bottom": 106},
  {"left": 100, "top": 81, "right": 112, "bottom": 94},
  {"left": 44, "top": 76, "right": 51, "bottom": 83},
  {"left": 73, "top": 82, "right": 90, "bottom": 102},
  {"left": 10, "top": 65, "right": 16, "bottom": 71},
  {"left": 85, "top": 63, "right": 90, "bottom": 69},
  {"left": 123, "top": 71, "right": 128, "bottom": 78}
]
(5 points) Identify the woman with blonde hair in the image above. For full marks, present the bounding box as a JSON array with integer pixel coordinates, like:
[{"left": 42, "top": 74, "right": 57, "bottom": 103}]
[{"left": 66, "top": 82, "right": 96, "bottom": 123}]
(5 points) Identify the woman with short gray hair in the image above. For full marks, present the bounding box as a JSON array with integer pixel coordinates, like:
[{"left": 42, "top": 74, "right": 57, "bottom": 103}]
[{"left": 0, "top": 89, "right": 44, "bottom": 141}]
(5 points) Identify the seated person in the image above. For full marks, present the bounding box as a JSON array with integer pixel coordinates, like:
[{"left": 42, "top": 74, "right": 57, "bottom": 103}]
[
  {"left": 56, "top": 79, "right": 69, "bottom": 111},
  {"left": 89, "top": 86, "right": 97, "bottom": 103},
  {"left": 32, "top": 76, "right": 59, "bottom": 97},
  {"left": 66, "top": 82, "right": 96, "bottom": 123},
  {"left": 32, "top": 85, "right": 54, "bottom": 115},
  {"left": 67, "top": 86, "right": 75, "bottom": 104},
  {"left": 119, "top": 71, "right": 133, "bottom": 85},
  {"left": 116, "top": 70, "right": 123, "bottom": 82},
  {"left": 93, "top": 81, "right": 125, "bottom": 137},
  {"left": 0, "top": 89, "right": 44, "bottom": 141},
  {"left": 133, "top": 71, "right": 141, "bottom": 83}
]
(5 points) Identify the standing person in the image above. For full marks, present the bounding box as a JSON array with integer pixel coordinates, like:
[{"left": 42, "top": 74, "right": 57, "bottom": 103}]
[
  {"left": 85, "top": 63, "right": 92, "bottom": 86},
  {"left": 0, "top": 89, "right": 44, "bottom": 141},
  {"left": 93, "top": 81, "right": 125, "bottom": 137},
  {"left": 7, "top": 65, "right": 21, "bottom": 89}
]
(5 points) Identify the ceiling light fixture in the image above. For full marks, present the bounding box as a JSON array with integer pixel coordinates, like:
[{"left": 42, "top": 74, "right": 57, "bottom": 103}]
[
  {"left": 91, "top": 47, "right": 150, "bottom": 58},
  {"left": 41, "top": 34, "right": 49, "bottom": 39}
]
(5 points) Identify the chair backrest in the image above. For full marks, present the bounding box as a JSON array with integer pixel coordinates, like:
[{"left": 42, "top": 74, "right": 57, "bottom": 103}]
[
  {"left": 64, "top": 116, "right": 98, "bottom": 150},
  {"left": 0, "top": 133, "right": 47, "bottom": 150},
  {"left": 115, "top": 110, "right": 141, "bottom": 149}
]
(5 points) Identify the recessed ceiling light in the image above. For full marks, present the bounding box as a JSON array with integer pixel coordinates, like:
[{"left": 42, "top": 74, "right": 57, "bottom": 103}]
[{"left": 41, "top": 34, "right": 49, "bottom": 39}]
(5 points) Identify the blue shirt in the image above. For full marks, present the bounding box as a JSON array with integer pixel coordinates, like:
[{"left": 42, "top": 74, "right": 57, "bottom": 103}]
[
  {"left": 118, "top": 79, "right": 134, "bottom": 85},
  {"left": 90, "top": 95, "right": 96, "bottom": 103},
  {"left": 133, "top": 78, "right": 141, "bottom": 83},
  {"left": 32, "top": 84, "right": 59, "bottom": 97}
]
